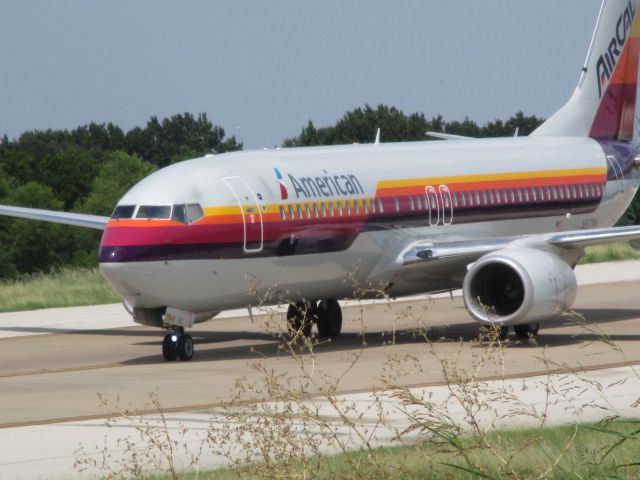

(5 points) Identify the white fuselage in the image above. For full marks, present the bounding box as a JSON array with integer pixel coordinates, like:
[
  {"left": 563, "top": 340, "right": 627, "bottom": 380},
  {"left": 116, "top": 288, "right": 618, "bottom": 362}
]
[{"left": 98, "top": 136, "right": 638, "bottom": 315}]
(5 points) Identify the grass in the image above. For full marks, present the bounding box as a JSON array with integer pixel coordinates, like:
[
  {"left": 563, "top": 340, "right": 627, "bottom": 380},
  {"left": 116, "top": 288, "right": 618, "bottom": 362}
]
[
  {"left": 579, "top": 242, "right": 640, "bottom": 264},
  {"left": 152, "top": 421, "right": 640, "bottom": 479},
  {"left": 0, "top": 267, "right": 120, "bottom": 312}
]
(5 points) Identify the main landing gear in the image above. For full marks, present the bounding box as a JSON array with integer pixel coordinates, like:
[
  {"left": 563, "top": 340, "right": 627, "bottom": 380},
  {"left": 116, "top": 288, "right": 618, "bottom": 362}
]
[
  {"left": 497, "top": 323, "right": 540, "bottom": 341},
  {"left": 287, "top": 299, "right": 343, "bottom": 339},
  {"left": 162, "top": 327, "right": 194, "bottom": 361}
]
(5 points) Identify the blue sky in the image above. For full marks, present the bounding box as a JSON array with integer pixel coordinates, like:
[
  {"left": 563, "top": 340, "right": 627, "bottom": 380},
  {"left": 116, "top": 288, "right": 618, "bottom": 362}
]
[{"left": 0, "top": 1, "right": 601, "bottom": 148}]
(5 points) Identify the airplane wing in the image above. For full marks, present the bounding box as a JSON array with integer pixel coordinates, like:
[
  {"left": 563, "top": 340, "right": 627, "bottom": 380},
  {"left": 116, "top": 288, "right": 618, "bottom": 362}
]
[
  {"left": 399, "top": 225, "right": 640, "bottom": 266},
  {"left": 425, "top": 131, "right": 473, "bottom": 141},
  {"left": 0, "top": 205, "right": 109, "bottom": 230}
]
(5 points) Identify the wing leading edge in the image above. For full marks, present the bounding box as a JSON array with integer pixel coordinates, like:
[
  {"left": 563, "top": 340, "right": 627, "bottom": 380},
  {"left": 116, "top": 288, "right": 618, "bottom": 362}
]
[
  {"left": 401, "top": 225, "right": 640, "bottom": 267},
  {"left": 0, "top": 205, "right": 108, "bottom": 230}
]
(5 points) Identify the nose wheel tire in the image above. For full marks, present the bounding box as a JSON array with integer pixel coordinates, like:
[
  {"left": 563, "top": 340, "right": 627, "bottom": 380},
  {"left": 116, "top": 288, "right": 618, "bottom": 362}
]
[
  {"left": 317, "top": 299, "right": 342, "bottom": 338},
  {"left": 162, "top": 332, "right": 194, "bottom": 361},
  {"left": 514, "top": 323, "right": 540, "bottom": 340},
  {"left": 178, "top": 334, "right": 194, "bottom": 361}
]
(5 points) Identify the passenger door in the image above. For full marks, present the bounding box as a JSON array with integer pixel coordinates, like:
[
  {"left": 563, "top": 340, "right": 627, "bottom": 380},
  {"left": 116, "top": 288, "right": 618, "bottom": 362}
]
[{"left": 223, "top": 176, "right": 264, "bottom": 253}]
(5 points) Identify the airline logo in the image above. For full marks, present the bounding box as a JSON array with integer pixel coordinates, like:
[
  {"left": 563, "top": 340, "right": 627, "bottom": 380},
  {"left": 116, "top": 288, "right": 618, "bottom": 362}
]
[
  {"left": 276, "top": 168, "right": 365, "bottom": 200},
  {"left": 274, "top": 168, "right": 289, "bottom": 200},
  {"left": 596, "top": 0, "right": 636, "bottom": 98}
]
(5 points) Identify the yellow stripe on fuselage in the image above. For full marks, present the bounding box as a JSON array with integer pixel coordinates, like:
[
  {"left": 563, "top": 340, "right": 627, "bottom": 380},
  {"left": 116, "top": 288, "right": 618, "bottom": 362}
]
[{"left": 376, "top": 167, "right": 607, "bottom": 190}]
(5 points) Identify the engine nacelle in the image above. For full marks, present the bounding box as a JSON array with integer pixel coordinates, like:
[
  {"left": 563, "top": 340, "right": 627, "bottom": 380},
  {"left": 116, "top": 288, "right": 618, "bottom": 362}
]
[{"left": 462, "top": 248, "right": 577, "bottom": 326}]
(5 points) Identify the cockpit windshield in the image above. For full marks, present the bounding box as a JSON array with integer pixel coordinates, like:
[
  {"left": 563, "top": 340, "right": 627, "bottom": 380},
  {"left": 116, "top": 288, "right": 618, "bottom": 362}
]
[
  {"left": 110, "top": 203, "right": 205, "bottom": 223},
  {"left": 136, "top": 205, "right": 172, "bottom": 219},
  {"left": 110, "top": 205, "right": 136, "bottom": 219}
]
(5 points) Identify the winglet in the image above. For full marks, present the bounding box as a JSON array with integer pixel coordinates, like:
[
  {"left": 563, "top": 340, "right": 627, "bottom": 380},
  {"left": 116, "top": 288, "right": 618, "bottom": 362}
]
[{"left": 374, "top": 128, "right": 381, "bottom": 145}]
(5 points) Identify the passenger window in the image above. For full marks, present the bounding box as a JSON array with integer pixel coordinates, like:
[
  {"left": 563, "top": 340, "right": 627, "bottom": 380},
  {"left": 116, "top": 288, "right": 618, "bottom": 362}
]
[
  {"left": 288, "top": 205, "right": 295, "bottom": 220},
  {"left": 461, "top": 192, "right": 467, "bottom": 207},
  {"left": 345, "top": 201, "right": 351, "bottom": 215},
  {"left": 523, "top": 189, "right": 530, "bottom": 202},
  {"left": 279, "top": 206, "right": 286, "bottom": 220},
  {"left": 363, "top": 199, "right": 369, "bottom": 214},
  {"left": 377, "top": 198, "right": 384, "bottom": 213},
  {"left": 488, "top": 191, "right": 494, "bottom": 205},
  {"left": 481, "top": 191, "right": 487, "bottom": 205},
  {"left": 329, "top": 203, "right": 335, "bottom": 217},
  {"left": 111, "top": 205, "right": 136, "bottom": 219},
  {"left": 416, "top": 195, "right": 422, "bottom": 210},
  {"left": 313, "top": 203, "right": 319, "bottom": 218},
  {"left": 571, "top": 185, "right": 577, "bottom": 199},
  {"left": 353, "top": 200, "right": 360, "bottom": 215},
  {"left": 517, "top": 189, "right": 522, "bottom": 203},
  {"left": 394, "top": 197, "right": 400, "bottom": 212},
  {"left": 337, "top": 202, "right": 343, "bottom": 216},
  {"left": 370, "top": 199, "right": 376, "bottom": 214},
  {"left": 321, "top": 203, "right": 327, "bottom": 217},
  {"left": 305, "top": 204, "right": 311, "bottom": 219},
  {"left": 409, "top": 196, "right": 415, "bottom": 211},
  {"left": 296, "top": 205, "right": 303, "bottom": 218},
  {"left": 531, "top": 188, "right": 537, "bottom": 202},
  {"left": 136, "top": 205, "right": 171, "bottom": 219},
  {"left": 452, "top": 193, "right": 458, "bottom": 208},
  {"left": 475, "top": 191, "right": 481, "bottom": 205}
]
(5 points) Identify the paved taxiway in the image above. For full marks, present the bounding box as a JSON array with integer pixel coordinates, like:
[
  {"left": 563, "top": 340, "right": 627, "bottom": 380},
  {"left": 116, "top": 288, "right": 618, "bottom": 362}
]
[{"left": 0, "top": 261, "right": 640, "bottom": 478}]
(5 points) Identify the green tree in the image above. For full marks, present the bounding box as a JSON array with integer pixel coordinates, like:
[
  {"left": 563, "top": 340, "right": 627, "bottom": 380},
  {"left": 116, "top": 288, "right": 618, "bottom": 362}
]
[
  {"left": 125, "top": 112, "right": 242, "bottom": 167},
  {"left": 0, "top": 182, "right": 72, "bottom": 278},
  {"left": 78, "top": 151, "right": 156, "bottom": 216},
  {"left": 283, "top": 106, "right": 545, "bottom": 146}
]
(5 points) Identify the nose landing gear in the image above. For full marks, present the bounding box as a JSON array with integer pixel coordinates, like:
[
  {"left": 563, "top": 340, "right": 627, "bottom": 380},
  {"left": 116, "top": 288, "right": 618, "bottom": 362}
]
[{"left": 162, "top": 327, "right": 194, "bottom": 361}]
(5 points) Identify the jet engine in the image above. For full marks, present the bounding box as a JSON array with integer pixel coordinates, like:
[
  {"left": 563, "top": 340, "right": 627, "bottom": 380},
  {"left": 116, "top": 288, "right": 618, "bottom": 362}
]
[{"left": 462, "top": 248, "right": 577, "bottom": 326}]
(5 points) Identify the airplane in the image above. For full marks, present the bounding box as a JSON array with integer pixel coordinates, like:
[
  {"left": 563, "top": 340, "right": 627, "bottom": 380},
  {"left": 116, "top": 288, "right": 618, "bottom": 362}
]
[{"left": 1, "top": 0, "right": 640, "bottom": 362}]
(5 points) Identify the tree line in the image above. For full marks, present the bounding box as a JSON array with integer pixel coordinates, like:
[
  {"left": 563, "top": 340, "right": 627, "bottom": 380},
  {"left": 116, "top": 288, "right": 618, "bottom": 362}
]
[{"left": 0, "top": 106, "right": 637, "bottom": 279}]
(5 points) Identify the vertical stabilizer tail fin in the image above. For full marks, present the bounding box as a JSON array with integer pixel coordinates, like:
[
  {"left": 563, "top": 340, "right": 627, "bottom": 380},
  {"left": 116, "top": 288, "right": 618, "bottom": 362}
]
[{"left": 533, "top": 0, "right": 640, "bottom": 141}]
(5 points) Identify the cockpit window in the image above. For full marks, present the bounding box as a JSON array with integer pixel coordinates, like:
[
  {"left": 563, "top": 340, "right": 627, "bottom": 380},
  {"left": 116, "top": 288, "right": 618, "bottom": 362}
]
[
  {"left": 170, "top": 203, "right": 205, "bottom": 224},
  {"left": 186, "top": 203, "right": 204, "bottom": 223},
  {"left": 171, "top": 204, "right": 188, "bottom": 224},
  {"left": 136, "top": 205, "right": 172, "bottom": 219},
  {"left": 111, "top": 205, "right": 136, "bottom": 219}
]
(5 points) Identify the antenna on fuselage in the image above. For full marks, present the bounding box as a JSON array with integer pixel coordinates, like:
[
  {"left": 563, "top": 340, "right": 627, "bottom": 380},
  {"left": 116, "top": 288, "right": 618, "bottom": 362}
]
[{"left": 374, "top": 128, "right": 381, "bottom": 145}]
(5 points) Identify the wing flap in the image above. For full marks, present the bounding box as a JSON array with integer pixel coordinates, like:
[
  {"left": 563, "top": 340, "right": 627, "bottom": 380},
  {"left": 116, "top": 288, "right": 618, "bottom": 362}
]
[{"left": 0, "top": 205, "right": 109, "bottom": 230}]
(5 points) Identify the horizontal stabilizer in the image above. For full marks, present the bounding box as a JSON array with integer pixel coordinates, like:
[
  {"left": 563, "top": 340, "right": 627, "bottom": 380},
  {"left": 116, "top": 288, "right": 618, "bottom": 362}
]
[{"left": 0, "top": 205, "right": 109, "bottom": 230}]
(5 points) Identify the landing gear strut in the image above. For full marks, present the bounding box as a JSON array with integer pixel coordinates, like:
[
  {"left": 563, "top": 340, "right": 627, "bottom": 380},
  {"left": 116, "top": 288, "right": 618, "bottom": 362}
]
[
  {"left": 162, "top": 327, "right": 194, "bottom": 361},
  {"left": 286, "top": 299, "right": 343, "bottom": 339}
]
